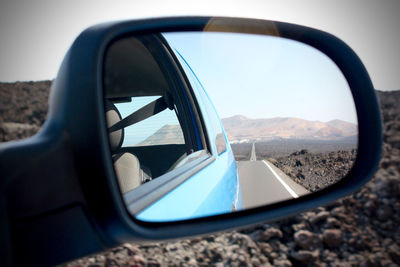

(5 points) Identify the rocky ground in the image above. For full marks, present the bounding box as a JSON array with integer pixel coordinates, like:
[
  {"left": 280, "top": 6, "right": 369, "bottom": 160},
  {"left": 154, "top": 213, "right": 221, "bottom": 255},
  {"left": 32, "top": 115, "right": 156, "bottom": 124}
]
[
  {"left": 0, "top": 81, "right": 50, "bottom": 141},
  {"left": 231, "top": 140, "right": 357, "bottom": 162},
  {"left": 1, "top": 82, "right": 400, "bottom": 266},
  {"left": 269, "top": 149, "right": 357, "bottom": 192}
]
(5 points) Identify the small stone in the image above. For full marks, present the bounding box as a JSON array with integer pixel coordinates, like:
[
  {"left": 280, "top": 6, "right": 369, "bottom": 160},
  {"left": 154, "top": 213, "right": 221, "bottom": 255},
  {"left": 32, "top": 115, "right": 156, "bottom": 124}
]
[
  {"left": 310, "top": 211, "right": 330, "bottom": 225},
  {"left": 325, "top": 217, "right": 341, "bottom": 228},
  {"left": 273, "top": 259, "right": 292, "bottom": 267},
  {"left": 381, "top": 221, "right": 394, "bottom": 230},
  {"left": 300, "top": 149, "right": 308, "bottom": 154},
  {"left": 364, "top": 200, "right": 376, "bottom": 216},
  {"left": 383, "top": 238, "right": 394, "bottom": 247},
  {"left": 294, "top": 230, "right": 321, "bottom": 250},
  {"left": 331, "top": 206, "right": 346, "bottom": 217},
  {"left": 123, "top": 243, "right": 141, "bottom": 256},
  {"left": 296, "top": 172, "right": 305, "bottom": 179},
  {"left": 251, "top": 257, "right": 261, "bottom": 266},
  {"left": 291, "top": 250, "right": 319, "bottom": 263},
  {"left": 258, "top": 243, "right": 273, "bottom": 255},
  {"left": 269, "top": 252, "right": 279, "bottom": 259},
  {"left": 377, "top": 205, "right": 393, "bottom": 221},
  {"left": 129, "top": 255, "right": 146, "bottom": 266},
  {"left": 348, "top": 254, "right": 365, "bottom": 267},
  {"left": 295, "top": 159, "right": 303, "bottom": 166},
  {"left": 250, "top": 227, "right": 283, "bottom": 242},
  {"left": 373, "top": 177, "right": 400, "bottom": 198},
  {"left": 261, "top": 228, "right": 283, "bottom": 241},
  {"left": 292, "top": 222, "right": 307, "bottom": 231},
  {"left": 388, "top": 243, "right": 400, "bottom": 264},
  {"left": 323, "top": 229, "right": 342, "bottom": 248},
  {"left": 360, "top": 254, "right": 381, "bottom": 267},
  {"left": 249, "top": 230, "right": 264, "bottom": 242}
]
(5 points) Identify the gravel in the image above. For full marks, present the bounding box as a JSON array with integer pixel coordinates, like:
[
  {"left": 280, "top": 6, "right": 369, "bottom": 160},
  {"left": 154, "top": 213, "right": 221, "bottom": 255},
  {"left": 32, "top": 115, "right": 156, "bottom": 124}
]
[
  {"left": 0, "top": 81, "right": 50, "bottom": 141},
  {"left": 269, "top": 149, "right": 357, "bottom": 192},
  {"left": 1, "top": 82, "right": 399, "bottom": 267}
]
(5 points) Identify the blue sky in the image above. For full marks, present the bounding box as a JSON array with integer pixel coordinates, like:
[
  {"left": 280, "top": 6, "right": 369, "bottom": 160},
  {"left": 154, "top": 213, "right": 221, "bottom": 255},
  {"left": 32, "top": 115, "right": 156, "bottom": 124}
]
[
  {"left": 117, "top": 32, "right": 358, "bottom": 146},
  {"left": 164, "top": 32, "right": 358, "bottom": 124}
]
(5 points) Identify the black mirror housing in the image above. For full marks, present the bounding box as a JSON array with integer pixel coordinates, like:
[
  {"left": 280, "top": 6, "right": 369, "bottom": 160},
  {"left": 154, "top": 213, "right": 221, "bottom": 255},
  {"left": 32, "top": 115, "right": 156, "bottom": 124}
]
[{"left": 0, "top": 17, "right": 382, "bottom": 266}]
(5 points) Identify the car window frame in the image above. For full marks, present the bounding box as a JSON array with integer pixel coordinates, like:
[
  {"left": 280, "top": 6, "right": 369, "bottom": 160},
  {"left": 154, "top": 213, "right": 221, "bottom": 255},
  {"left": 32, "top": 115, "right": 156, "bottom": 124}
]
[
  {"left": 109, "top": 33, "right": 220, "bottom": 214},
  {"left": 172, "top": 49, "right": 228, "bottom": 156},
  {"left": 133, "top": 34, "right": 199, "bottom": 152}
]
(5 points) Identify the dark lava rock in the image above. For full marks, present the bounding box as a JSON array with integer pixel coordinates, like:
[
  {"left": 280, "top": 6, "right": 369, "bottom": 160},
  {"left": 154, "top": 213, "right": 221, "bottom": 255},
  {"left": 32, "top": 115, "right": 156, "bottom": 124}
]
[
  {"left": 0, "top": 81, "right": 50, "bottom": 142},
  {"left": 377, "top": 204, "right": 394, "bottom": 221},
  {"left": 322, "top": 229, "right": 342, "bottom": 248},
  {"left": 294, "top": 230, "right": 322, "bottom": 250},
  {"left": 310, "top": 211, "right": 330, "bottom": 225},
  {"left": 272, "top": 149, "right": 357, "bottom": 192},
  {"left": 2, "top": 83, "right": 400, "bottom": 267},
  {"left": 250, "top": 227, "right": 283, "bottom": 242},
  {"left": 388, "top": 243, "right": 400, "bottom": 264},
  {"left": 273, "top": 259, "right": 292, "bottom": 267},
  {"left": 291, "top": 250, "right": 319, "bottom": 264}
]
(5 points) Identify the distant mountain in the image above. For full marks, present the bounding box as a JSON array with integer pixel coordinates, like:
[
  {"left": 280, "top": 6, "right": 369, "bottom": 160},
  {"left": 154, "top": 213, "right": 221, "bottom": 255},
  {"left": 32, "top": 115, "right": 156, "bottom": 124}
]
[
  {"left": 138, "top": 124, "right": 184, "bottom": 145},
  {"left": 325, "top": 120, "right": 358, "bottom": 136},
  {"left": 138, "top": 116, "right": 357, "bottom": 146},
  {"left": 222, "top": 115, "right": 357, "bottom": 142}
]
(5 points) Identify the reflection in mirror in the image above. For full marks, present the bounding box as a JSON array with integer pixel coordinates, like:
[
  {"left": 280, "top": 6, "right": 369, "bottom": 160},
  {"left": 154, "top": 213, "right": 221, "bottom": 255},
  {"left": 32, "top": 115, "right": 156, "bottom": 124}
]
[{"left": 103, "top": 31, "right": 358, "bottom": 222}]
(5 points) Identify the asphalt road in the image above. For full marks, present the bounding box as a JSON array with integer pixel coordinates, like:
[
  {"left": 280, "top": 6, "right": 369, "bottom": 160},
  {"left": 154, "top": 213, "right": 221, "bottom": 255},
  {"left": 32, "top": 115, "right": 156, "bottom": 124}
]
[
  {"left": 250, "top": 142, "right": 257, "bottom": 161},
  {"left": 238, "top": 143, "right": 308, "bottom": 209}
]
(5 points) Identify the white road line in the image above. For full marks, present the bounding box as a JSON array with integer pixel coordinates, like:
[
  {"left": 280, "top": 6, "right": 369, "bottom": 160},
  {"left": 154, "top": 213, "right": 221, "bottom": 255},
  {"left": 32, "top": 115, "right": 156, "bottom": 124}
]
[
  {"left": 262, "top": 160, "right": 299, "bottom": 198},
  {"left": 250, "top": 143, "right": 256, "bottom": 161}
]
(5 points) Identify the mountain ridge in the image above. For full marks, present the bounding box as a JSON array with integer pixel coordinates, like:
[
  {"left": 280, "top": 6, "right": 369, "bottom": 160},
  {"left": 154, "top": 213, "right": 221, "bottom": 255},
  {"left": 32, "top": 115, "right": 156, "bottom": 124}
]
[
  {"left": 139, "top": 115, "right": 358, "bottom": 145},
  {"left": 221, "top": 115, "right": 357, "bottom": 142}
]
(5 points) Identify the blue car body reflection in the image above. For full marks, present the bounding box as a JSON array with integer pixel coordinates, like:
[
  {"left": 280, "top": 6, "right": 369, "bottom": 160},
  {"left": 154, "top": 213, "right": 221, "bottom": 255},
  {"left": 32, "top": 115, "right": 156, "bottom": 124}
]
[{"left": 137, "top": 51, "right": 243, "bottom": 221}]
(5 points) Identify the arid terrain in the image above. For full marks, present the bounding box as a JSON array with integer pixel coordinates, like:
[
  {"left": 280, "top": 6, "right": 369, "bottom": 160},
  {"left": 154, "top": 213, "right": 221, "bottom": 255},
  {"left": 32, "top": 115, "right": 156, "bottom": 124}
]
[
  {"left": 0, "top": 81, "right": 50, "bottom": 141},
  {"left": 222, "top": 115, "right": 357, "bottom": 142},
  {"left": 1, "top": 81, "right": 399, "bottom": 266},
  {"left": 270, "top": 149, "right": 356, "bottom": 193},
  {"left": 231, "top": 140, "right": 357, "bottom": 193},
  {"left": 231, "top": 139, "right": 357, "bottom": 161}
]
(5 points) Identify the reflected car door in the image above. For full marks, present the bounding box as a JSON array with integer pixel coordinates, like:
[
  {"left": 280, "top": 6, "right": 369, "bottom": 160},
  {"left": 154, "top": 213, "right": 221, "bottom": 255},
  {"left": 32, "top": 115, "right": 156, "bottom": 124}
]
[{"left": 135, "top": 38, "right": 243, "bottom": 222}]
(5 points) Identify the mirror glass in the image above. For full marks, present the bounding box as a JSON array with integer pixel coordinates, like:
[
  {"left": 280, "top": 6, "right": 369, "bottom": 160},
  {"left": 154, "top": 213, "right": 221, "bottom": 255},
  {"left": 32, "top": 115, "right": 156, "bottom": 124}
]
[{"left": 103, "top": 31, "right": 358, "bottom": 222}]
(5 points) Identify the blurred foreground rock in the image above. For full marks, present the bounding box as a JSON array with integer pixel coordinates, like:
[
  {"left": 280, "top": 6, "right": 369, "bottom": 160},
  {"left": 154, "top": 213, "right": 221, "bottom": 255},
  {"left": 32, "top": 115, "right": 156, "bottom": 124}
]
[
  {"left": 1, "top": 82, "right": 399, "bottom": 266},
  {"left": 0, "top": 81, "right": 50, "bottom": 142}
]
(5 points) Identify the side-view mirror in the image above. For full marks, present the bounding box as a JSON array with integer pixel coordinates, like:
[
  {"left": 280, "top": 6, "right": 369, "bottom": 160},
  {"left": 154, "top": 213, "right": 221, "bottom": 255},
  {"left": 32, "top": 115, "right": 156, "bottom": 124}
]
[{"left": 0, "top": 17, "right": 382, "bottom": 267}]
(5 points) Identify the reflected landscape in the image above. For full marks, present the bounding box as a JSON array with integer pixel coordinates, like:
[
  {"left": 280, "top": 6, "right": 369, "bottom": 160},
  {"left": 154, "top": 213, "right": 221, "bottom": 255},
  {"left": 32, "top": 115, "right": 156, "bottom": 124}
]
[
  {"left": 223, "top": 116, "right": 357, "bottom": 208},
  {"left": 104, "top": 30, "right": 358, "bottom": 221},
  {"left": 165, "top": 31, "right": 358, "bottom": 211},
  {"left": 231, "top": 139, "right": 356, "bottom": 208}
]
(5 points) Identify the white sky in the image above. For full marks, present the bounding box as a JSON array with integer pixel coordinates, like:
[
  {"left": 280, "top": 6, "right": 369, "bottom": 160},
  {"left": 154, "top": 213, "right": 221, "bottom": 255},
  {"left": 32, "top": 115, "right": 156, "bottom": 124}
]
[{"left": 0, "top": 0, "right": 399, "bottom": 91}]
